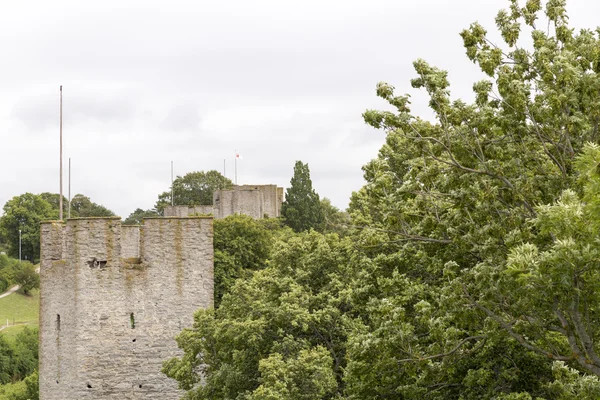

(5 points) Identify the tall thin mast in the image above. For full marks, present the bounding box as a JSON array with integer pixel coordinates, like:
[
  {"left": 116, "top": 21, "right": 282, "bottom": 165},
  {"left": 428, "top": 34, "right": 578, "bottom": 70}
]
[
  {"left": 59, "top": 86, "right": 63, "bottom": 221},
  {"left": 171, "top": 161, "right": 174, "bottom": 206},
  {"left": 68, "top": 157, "right": 71, "bottom": 219}
]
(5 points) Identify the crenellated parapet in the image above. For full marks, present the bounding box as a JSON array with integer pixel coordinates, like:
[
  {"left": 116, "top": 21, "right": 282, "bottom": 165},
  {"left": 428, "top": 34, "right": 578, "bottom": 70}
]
[{"left": 39, "top": 216, "right": 214, "bottom": 399}]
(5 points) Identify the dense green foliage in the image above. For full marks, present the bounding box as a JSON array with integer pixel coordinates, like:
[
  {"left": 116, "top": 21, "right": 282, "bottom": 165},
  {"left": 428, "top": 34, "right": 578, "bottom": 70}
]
[
  {"left": 39, "top": 193, "right": 114, "bottom": 218},
  {"left": 69, "top": 194, "right": 114, "bottom": 218},
  {"left": 0, "top": 192, "right": 113, "bottom": 262},
  {"left": 0, "top": 370, "right": 38, "bottom": 400},
  {"left": 13, "top": 264, "right": 39, "bottom": 295},
  {"left": 282, "top": 161, "right": 323, "bottom": 232},
  {"left": 155, "top": 170, "right": 232, "bottom": 214},
  {"left": 164, "top": 2, "right": 600, "bottom": 398},
  {"left": 0, "top": 328, "right": 38, "bottom": 385},
  {"left": 318, "top": 198, "right": 350, "bottom": 236},
  {"left": 123, "top": 208, "right": 159, "bottom": 225},
  {"left": 0, "top": 255, "right": 24, "bottom": 293},
  {"left": 163, "top": 232, "right": 354, "bottom": 399},
  {"left": 0, "top": 194, "right": 56, "bottom": 262},
  {"left": 213, "top": 214, "right": 280, "bottom": 307}
]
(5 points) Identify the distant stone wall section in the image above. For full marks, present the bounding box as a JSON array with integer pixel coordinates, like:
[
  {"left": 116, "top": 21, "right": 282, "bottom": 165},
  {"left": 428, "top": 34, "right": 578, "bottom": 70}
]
[
  {"left": 164, "top": 205, "right": 213, "bottom": 217},
  {"left": 213, "top": 184, "right": 283, "bottom": 219},
  {"left": 39, "top": 216, "right": 214, "bottom": 399},
  {"left": 164, "top": 185, "right": 284, "bottom": 220}
]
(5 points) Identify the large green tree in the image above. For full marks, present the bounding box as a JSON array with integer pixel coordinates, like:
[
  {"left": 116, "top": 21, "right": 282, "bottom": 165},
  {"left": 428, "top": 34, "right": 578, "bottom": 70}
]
[
  {"left": 155, "top": 170, "right": 232, "bottom": 215},
  {"left": 163, "top": 231, "right": 354, "bottom": 399},
  {"left": 14, "top": 262, "right": 39, "bottom": 295},
  {"left": 213, "top": 214, "right": 277, "bottom": 307},
  {"left": 123, "top": 208, "right": 159, "bottom": 225},
  {"left": 346, "top": 0, "right": 600, "bottom": 395},
  {"left": 281, "top": 161, "right": 323, "bottom": 232},
  {"left": 69, "top": 194, "right": 114, "bottom": 218},
  {"left": 0, "top": 194, "right": 56, "bottom": 262}
]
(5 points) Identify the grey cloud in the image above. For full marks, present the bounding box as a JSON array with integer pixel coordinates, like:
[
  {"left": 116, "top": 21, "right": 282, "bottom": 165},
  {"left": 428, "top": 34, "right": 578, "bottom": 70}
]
[
  {"left": 159, "top": 104, "right": 201, "bottom": 132},
  {"left": 11, "top": 89, "right": 138, "bottom": 132}
]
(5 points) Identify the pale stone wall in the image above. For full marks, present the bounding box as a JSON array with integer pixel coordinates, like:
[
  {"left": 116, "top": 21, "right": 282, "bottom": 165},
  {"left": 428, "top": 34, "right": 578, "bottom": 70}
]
[
  {"left": 213, "top": 185, "right": 283, "bottom": 219},
  {"left": 39, "top": 216, "right": 214, "bottom": 400},
  {"left": 121, "top": 225, "right": 140, "bottom": 258},
  {"left": 277, "top": 187, "right": 284, "bottom": 215},
  {"left": 164, "top": 205, "right": 213, "bottom": 217}
]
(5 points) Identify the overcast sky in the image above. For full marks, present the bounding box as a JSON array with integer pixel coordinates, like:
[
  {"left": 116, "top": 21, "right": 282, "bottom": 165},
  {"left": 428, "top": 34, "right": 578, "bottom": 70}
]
[{"left": 1, "top": 0, "right": 598, "bottom": 218}]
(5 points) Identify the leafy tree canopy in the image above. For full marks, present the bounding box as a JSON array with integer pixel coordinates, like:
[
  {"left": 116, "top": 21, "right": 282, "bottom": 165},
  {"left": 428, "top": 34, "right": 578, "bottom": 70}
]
[
  {"left": 69, "top": 194, "right": 114, "bottom": 218},
  {"left": 0, "top": 193, "right": 56, "bottom": 262},
  {"left": 14, "top": 262, "right": 39, "bottom": 295},
  {"left": 213, "top": 214, "right": 283, "bottom": 307},
  {"left": 319, "top": 198, "right": 350, "bottom": 235},
  {"left": 123, "top": 208, "right": 158, "bottom": 225},
  {"left": 155, "top": 170, "right": 232, "bottom": 215}
]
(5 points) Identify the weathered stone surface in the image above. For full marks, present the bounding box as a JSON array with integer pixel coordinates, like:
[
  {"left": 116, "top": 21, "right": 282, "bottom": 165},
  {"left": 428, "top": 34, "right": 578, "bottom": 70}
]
[
  {"left": 39, "top": 216, "right": 214, "bottom": 399},
  {"left": 121, "top": 225, "right": 140, "bottom": 259},
  {"left": 213, "top": 184, "right": 283, "bottom": 219},
  {"left": 164, "top": 205, "right": 213, "bottom": 217}
]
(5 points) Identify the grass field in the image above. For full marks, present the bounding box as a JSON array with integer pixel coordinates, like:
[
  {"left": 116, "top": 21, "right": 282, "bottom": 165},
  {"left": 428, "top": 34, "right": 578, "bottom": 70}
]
[
  {"left": 1, "top": 324, "right": 37, "bottom": 341},
  {"left": 0, "top": 289, "right": 39, "bottom": 340}
]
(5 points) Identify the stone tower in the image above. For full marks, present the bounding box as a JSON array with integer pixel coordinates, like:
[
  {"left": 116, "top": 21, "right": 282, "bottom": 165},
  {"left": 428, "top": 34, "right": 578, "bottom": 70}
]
[
  {"left": 39, "top": 216, "right": 213, "bottom": 399},
  {"left": 163, "top": 184, "right": 284, "bottom": 220}
]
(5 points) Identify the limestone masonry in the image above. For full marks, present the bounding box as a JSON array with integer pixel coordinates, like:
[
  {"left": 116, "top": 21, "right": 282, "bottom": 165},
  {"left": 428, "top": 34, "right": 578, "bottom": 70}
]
[
  {"left": 39, "top": 216, "right": 214, "bottom": 399},
  {"left": 164, "top": 184, "right": 284, "bottom": 219}
]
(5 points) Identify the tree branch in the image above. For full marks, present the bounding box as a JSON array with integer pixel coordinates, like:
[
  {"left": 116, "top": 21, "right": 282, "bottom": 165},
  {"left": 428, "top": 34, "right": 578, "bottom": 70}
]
[{"left": 397, "top": 335, "right": 486, "bottom": 363}]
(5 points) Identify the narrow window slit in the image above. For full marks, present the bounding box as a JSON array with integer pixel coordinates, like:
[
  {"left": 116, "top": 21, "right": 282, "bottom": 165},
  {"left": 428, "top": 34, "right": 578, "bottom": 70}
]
[
  {"left": 57, "top": 314, "right": 61, "bottom": 330},
  {"left": 130, "top": 313, "right": 135, "bottom": 329}
]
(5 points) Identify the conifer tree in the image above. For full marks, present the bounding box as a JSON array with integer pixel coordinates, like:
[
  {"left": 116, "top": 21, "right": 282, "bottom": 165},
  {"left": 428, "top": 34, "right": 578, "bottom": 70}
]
[{"left": 281, "top": 161, "right": 323, "bottom": 232}]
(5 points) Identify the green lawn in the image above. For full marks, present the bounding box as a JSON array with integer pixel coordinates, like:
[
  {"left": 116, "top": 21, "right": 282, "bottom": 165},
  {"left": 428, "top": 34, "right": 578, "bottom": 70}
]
[
  {"left": 1, "top": 324, "right": 38, "bottom": 341},
  {"left": 0, "top": 289, "right": 39, "bottom": 332}
]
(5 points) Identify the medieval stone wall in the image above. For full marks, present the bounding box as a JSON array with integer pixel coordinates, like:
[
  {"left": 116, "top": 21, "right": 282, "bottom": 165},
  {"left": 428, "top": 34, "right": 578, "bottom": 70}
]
[
  {"left": 213, "top": 184, "right": 283, "bottom": 219},
  {"left": 163, "top": 205, "right": 213, "bottom": 217},
  {"left": 121, "top": 225, "right": 140, "bottom": 258},
  {"left": 39, "top": 216, "right": 214, "bottom": 399}
]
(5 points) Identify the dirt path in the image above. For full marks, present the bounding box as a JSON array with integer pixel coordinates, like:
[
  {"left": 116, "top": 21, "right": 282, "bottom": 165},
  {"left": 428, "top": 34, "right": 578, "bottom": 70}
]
[{"left": 0, "top": 285, "right": 20, "bottom": 300}]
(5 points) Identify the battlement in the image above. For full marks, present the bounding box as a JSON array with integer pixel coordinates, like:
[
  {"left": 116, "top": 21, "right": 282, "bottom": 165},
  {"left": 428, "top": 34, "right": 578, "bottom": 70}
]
[{"left": 39, "top": 216, "right": 214, "bottom": 399}]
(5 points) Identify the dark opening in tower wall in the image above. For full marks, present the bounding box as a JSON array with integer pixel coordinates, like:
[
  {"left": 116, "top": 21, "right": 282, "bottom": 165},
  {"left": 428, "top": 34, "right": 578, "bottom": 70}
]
[
  {"left": 87, "top": 258, "right": 107, "bottom": 269},
  {"left": 130, "top": 313, "right": 135, "bottom": 329}
]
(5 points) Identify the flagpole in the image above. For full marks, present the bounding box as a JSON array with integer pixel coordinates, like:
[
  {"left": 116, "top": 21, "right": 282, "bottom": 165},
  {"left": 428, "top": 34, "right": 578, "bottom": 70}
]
[
  {"left": 68, "top": 157, "right": 71, "bottom": 219},
  {"left": 59, "top": 86, "right": 63, "bottom": 221},
  {"left": 234, "top": 150, "right": 237, "bottom": 185},
  {"left": 171, "top": 161, "right": 174, "bottom": 206}
]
